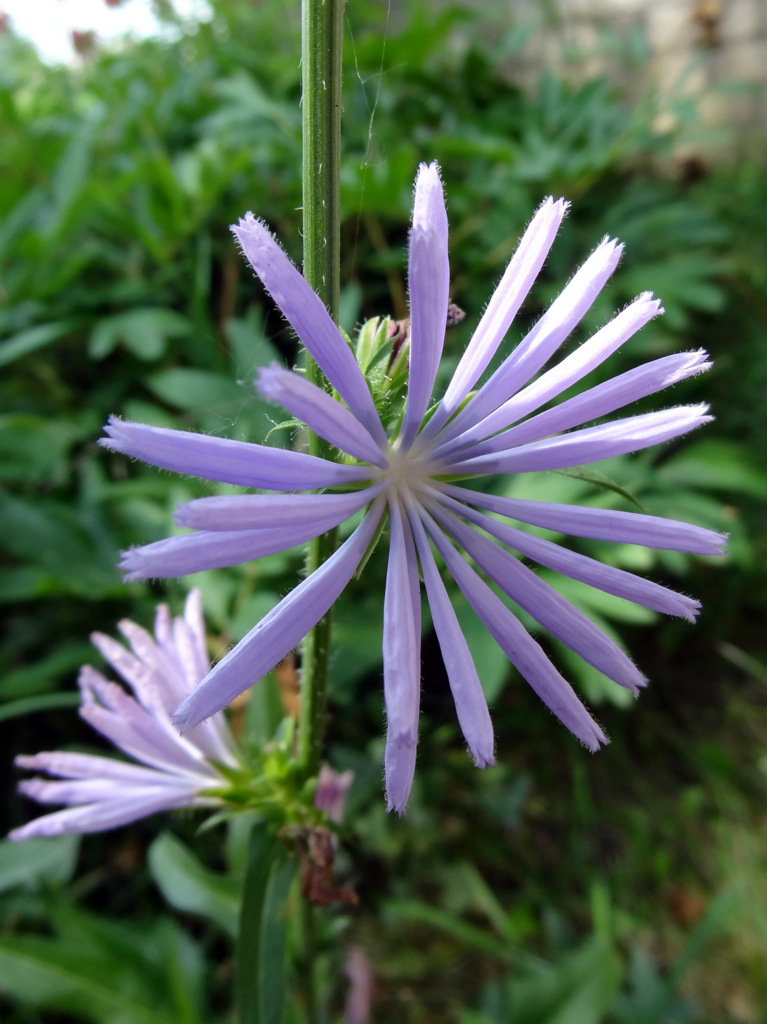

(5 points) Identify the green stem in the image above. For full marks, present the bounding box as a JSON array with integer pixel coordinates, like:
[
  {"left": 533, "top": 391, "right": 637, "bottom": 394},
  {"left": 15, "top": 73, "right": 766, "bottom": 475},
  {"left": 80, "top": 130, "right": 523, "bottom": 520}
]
[
  {"left": 297, "top": 0, "right": 344, "bottom": 778},
  {"left": 301, "top": 0, "right": 342, "bottom": 320}
]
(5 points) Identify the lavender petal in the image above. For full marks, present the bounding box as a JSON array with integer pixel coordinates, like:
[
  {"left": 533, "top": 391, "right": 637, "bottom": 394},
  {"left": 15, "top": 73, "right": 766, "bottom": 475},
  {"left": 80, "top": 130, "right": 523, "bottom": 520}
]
[
  {"left": 176, "top": 486, "right": 382, "bottom": 532},
  {"left": 257, "top": 364, "right": 388, "bottom": 466},
  {"left": 430, "top": 501, "right": 647, "bottom": 693},
  {"left": 435, "top": 488, "right": 700, "bottom": 621},
  {"left": 401, "top": 163, "right": 450, "bottom": 447},
  {"left": 79, "top": 668, "right": 217, "bottom": 777},
  {"left": 17, "top": 775, "right": 196, "bottom": 806},
  {"left": 231, "top": 215, "right": 387, "bottom": 445},
  {"left": 451, "top": 405, "right": 712, "bottom": 475},
  {"left": 424, "top": 197, "right": 569, "bottom": 439},
  {"left": 457, "top": 350, "right": 711, "bottom": 460},
  {"left": 420, "top": 507, "right": 606, "bottom": 749},
  {"left": 435, "top": 293, "right": 663, "bottom": 457},
  {"left": 9, "top": 788, "right": 204, "bottom": 839},
  {"left": 101, "top": 417, "right": 373, "bottom": 490},
  {"left": 119, "top": 520, "right": 344, "bottom": 581},
  {"left": 14, "top": 751, "right": 184, "bottom": 786},
  {"left": 383, "top": 499, "right": 422, "bottom": 813},
  {"left": 173, "top": 499, "right": 387, "bottom": 729},
  {"left": 405, "top": 494, "right": 494, "bottom": 768},
  {"left": 443, "top": 484, "right": 727, "bottom": 555}
]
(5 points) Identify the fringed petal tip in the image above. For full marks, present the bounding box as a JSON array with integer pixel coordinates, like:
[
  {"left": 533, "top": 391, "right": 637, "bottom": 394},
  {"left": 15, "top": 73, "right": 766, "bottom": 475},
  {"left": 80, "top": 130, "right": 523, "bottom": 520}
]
[
  {"left": 99, "top": 415, "right": 126, "bottom": 451},
  {"left": 471, "top": 748, "right": 495, "bottom": 770},
  {"left": 117, "top": 548, "right": 151, "bottom": 582},
  {"left": 679, "top": 597, "right": 702, "bottom": 624},
  {"left": 230, "top": 214, "right": 279, "bottom": 259},
  {"left": 170, "top": 701, "right": 195, "bottom": 734},
  {"left": 414, "top": 161, "right": 443, "bottom": 200},
  {"left": 585, "top": 721, "right": 609, "bottom": 752},
  {"left": 545, "top": 195, "right": 570, "bottom": 220},
  {"left": 412, "top": 162, "right": 447, "bottom": 233},
  {"left": 229, "top": 211, "right": 259, "bottom": 235}
]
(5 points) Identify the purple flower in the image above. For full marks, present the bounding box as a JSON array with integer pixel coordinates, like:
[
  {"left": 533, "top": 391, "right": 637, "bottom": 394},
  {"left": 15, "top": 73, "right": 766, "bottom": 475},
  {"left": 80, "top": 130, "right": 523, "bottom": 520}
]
[
  {"left": 101, "top": 163, "right": 725, "bottom": 812},
  {"left": 10, "top": 590, "right": 238, "bottom": 839},
  {"left": 314, "top": 765, "right": 354, "bottom": 825}
]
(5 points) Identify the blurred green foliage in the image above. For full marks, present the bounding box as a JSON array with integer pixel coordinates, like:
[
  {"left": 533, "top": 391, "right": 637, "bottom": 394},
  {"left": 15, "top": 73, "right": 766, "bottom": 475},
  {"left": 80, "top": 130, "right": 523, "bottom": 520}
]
[{"left": 2, "top": 0, "right": 767, "bottom": 1021}]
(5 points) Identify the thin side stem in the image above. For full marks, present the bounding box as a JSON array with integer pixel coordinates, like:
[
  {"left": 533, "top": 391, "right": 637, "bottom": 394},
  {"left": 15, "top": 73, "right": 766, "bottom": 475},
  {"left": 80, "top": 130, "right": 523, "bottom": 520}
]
[{"left": 298, "top": 0, "right": 344, "bottom": 778}]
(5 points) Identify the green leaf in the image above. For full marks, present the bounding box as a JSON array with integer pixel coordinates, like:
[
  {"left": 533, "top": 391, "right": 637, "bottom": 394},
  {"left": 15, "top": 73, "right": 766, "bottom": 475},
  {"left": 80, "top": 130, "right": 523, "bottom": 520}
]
[
  {"left": 387, "top": 899, "right": 528, "bottom": 965},
  {"left": 236, "top": 823, "right": 297, "bottom": 1024},
  {"left": 0, "top": 691, "right": 81, "bottom": 723},
  {"left": 148, "top": 832, "right": 241, "bottom": 937},
  {"left": 0, "top": 414, "right": 84, "bottom": 485},
  {"left": 659, "top": 439, "right": 767, "bottom": 499},
  {"left": 89, "top": 309, "right": 191, "bottom": 361},
  {"left": 0, "top": 935, "right": 176, "bottom": 1024},
  {"left": 0, "top": 320, "right": 81, "bottom": 368},
  {"left": 552, "top": 468, "right": 647, "bottom": 510},
  {"left": 146, "top": 367, "right": 247, "bottom": 411},
  {"left": 0, "top": 835, "right": 79, "bottom": 893},
  {"left": 502, "top": 937, "right": 623, "bottom": 1024},
  {"left": 0, "top": 641, "right": 92, "bottom": 699}
]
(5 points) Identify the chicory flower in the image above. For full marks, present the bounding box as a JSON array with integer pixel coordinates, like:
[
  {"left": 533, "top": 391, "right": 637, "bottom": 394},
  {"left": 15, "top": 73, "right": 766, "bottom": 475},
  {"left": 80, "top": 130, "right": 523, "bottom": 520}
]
[
  {"left": 10, "top": 590, "right": 237, "bottom": 838},
  {"left": 101, "top": 163, "right": 725, "bottom": 812}
]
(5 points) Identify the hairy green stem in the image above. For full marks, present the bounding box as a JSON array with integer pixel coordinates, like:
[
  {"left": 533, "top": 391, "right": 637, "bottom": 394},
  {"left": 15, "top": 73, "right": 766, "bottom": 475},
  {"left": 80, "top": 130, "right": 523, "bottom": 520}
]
[{"left": 297, "top": 0, "right": 344, "bottom": 780}]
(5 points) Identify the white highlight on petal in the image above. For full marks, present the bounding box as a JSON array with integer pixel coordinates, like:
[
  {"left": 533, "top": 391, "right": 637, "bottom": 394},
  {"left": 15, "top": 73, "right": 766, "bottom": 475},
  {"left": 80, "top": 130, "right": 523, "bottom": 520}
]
[
  {"left": 433, "top": 236, "right": 624, "bottom": 449},
  {"left": 435, "top": 293, "right": 664, "bottom": 458},
  {"left": 450, "top": 350, "right": 711, "bottom": 461},
  {"left": 176, "top": 487, "right": 382, "bottom": 532},
  {"left": 401, "top": 163, "right": 450, "bottom": 448}
]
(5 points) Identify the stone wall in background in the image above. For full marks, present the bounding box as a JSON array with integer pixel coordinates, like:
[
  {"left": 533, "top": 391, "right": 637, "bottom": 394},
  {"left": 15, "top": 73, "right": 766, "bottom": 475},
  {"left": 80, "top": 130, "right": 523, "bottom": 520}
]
[{"left": 490, "top": 0, "right": 766, "bottom": 144}]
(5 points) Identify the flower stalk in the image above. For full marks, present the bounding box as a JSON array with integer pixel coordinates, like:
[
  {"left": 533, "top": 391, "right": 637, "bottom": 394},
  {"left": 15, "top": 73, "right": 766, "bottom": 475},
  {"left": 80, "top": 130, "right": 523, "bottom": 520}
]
[{"left": 298, "top": 0, "right": 345, "bottom": 777}]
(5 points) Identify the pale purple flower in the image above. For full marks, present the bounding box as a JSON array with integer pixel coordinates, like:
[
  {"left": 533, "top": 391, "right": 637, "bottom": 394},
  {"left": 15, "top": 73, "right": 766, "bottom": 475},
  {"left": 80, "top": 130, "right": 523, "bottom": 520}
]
[
  {"left": 101, "top": 163, "right": 725, "bottom": 812},
  {"left": 344, "top": 946, "right": 373, "bottom": 1024},
  {"left": 10, "top": 590, "right": 238, "bottom": 839},
  {"left": 314, "top": 764, "right": 354, "bottom": 825}
]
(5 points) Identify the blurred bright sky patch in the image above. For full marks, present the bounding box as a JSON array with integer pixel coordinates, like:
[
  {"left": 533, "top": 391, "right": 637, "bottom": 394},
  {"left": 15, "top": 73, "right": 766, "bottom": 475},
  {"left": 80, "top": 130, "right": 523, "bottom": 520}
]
[{"left": 1, "top": 0, "right": 210, "bottom": 63}]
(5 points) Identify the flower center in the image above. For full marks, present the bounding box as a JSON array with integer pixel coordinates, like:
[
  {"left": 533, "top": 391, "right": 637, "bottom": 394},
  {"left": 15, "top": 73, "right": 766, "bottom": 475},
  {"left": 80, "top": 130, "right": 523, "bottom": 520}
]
[{"left": 380, "top": 439, "right": 440, "bottom": 502}]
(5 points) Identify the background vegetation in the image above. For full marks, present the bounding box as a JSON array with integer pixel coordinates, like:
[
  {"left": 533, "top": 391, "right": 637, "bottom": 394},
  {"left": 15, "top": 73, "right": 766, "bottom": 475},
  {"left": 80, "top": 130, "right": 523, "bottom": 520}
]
[{"left": 1, "top": 0, "right": 766, "bottom": 1020}]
